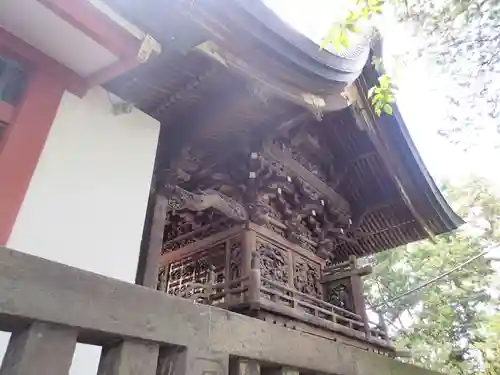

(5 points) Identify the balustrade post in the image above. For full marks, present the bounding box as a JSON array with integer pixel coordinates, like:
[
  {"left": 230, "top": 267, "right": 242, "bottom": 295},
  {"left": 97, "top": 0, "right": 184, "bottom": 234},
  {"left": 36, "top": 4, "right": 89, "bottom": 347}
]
[
  {"left": 348, "top": 256, "right": 371, "bottom": 338},
  {"left": 241, "top": 228, "right": 257, "bottom": 277},
  {"left": 266, "top": 366, "right": 299, "bottom": 375},
  {"left": 378, "top": 312, "right": 390, "bottom": 344},
  {"left": 157, "top": 347, "right": 229, "bottom": 375},
  {"left": 0, "top": 322, "right": 77, "bottom": 375},
  {"left": 248, "top": 252, "right": 261, "bottom": 305},
  {"left": 97, "top": 339, "right": 159, "bottom": 375},
  {"left": 232, "top": 358, "right": 260, "bottom": 375}
]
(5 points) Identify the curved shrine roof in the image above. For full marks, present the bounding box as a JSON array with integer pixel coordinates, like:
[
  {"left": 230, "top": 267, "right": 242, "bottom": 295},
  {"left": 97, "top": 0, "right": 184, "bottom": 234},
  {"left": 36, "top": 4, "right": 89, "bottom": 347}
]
[{"left": 104, "top": 0, "right": 463, "bottom": 259}]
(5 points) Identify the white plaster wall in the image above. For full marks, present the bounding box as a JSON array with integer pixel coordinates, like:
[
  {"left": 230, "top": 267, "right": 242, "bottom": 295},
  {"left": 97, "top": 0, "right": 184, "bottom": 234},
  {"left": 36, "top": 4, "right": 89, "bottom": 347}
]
[
  {"left": 8, "top": 87, "right": 159, "bottom": 280},
  {"left": 3, "top": 87, "right": 160, "bottom": 374}
]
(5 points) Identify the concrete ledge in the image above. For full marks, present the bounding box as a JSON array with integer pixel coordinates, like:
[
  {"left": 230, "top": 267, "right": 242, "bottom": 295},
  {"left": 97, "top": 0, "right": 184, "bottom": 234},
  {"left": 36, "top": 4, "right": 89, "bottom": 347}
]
[{"left": 0, "top": 247, "right": 441, "bottom": 375}]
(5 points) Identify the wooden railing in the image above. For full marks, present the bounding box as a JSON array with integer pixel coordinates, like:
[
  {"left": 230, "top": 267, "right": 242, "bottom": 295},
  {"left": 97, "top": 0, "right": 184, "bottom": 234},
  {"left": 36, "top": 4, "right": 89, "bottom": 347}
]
[
  {"left": 180, "top": 276, "right": 250, "bottom": 306},
  {"left": 0, "top": 247, "right": 441, "bottom": 375},
  {"left": 158, "top": 225, "right": 391, "bottom": 353},
  {"left": 257, "top": 278, "right": 389, "bottom": 343},
  {"left": 177, "top": 272, "right": 390, "bottom": 352}
]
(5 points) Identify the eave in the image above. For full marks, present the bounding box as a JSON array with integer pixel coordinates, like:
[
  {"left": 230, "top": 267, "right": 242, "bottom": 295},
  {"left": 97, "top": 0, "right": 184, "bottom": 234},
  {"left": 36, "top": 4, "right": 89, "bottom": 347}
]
[
  {"left": 103, "top": 0, "right": 463, "bottom": 257},
  {"left": 355, "top": 59, "right": 464, "bottom": 235}
]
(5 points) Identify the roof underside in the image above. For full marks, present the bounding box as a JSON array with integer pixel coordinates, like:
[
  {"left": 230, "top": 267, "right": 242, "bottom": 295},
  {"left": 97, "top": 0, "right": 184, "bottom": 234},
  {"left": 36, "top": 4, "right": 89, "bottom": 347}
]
[{"left": 104, "top": 0, "right": 463, "bottom": 259}]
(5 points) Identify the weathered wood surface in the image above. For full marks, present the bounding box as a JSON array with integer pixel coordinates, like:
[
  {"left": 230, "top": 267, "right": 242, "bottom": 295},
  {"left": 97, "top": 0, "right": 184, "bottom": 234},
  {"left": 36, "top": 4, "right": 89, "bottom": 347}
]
[
  {"left": 0, "top": 246, "right": 441, "bottom": 375},
  {"left": 141, "top": 194, "right": 169, "bottom": 288}
]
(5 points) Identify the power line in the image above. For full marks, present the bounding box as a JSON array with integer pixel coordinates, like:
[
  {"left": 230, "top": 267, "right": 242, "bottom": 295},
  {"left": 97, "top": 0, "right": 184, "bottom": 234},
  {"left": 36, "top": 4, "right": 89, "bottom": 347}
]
[{"left": 374, "top": 249, "right": 491, "bottom": 309}]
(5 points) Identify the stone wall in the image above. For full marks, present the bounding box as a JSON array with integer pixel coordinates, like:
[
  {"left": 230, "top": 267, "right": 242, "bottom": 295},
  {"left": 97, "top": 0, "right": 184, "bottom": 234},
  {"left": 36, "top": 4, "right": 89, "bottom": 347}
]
[{"left": 0, "top": 247, "right": 441, "bottom": 375}]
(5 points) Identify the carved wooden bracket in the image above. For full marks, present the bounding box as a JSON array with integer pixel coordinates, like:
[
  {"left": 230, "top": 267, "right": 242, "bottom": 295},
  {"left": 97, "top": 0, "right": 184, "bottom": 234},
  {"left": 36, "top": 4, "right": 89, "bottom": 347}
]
[{"left": 164, "top": 185, "right": 248, "bottom": 222}]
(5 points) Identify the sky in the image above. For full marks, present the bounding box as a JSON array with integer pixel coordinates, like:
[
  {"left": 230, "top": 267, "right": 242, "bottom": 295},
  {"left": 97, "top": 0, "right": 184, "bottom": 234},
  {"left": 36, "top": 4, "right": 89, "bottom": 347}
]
[{"left": 263, "top": 0, "right": 500, "bottom": 189}]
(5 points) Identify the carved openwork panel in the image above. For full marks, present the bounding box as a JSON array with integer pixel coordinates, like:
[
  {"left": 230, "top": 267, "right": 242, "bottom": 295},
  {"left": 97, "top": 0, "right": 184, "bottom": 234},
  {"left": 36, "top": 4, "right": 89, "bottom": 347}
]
[
  {"left": 293, "top": 256, "right": 321, "bottom": 298},
  {"left": 290, "top": 147, "right": 329, "bottom": 183},
  {"left": 166, "top": 243, "right": 226, "bottom": 297},
  {"left": 249, "top": 147, "right": 355, "bottom": 258},
  {"left": 257, "top": 241, "right": 289, "bottom": 286},
  {"left": 229, "top": 238, "right": 242, "bottom": 281},
  {"left": 163, "top": 209, "right": 232, "bottom": 253},
  {"left": 324, "top": 280, "right": 354, "bottom": 313},
  {"left": 262, "top": 222, "right": 286, "bottom": 238}
]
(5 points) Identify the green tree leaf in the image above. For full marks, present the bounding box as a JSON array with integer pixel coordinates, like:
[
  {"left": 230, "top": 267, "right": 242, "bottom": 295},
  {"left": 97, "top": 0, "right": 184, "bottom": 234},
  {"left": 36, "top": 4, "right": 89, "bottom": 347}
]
[
  {"left": 383, "top": 103, "right": 393, "bottom": 115},
  {"left": 365, "top": 178, "right": 500, "bottom": 374}
]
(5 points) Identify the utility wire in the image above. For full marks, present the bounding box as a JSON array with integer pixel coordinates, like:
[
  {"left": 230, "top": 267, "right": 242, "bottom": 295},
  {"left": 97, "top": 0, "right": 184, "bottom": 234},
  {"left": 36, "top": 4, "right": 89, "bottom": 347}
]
[{"left": 374, "top": 249, "right": 491, "bottom": 309}]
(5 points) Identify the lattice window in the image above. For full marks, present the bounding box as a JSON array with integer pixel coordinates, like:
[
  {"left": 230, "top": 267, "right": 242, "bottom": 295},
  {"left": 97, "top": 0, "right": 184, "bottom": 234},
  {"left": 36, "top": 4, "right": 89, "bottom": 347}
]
[{"left": 166, "top": 242, "right": 226, "bottom": 297}]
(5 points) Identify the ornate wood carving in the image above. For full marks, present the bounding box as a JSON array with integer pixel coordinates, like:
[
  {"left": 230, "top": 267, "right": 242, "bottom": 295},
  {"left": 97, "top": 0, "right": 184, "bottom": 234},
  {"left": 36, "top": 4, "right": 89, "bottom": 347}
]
[
  {"left": 157, "top": 123, "right": 363, "bottom": 263},
  {"left": 294, "top": 257, "right": 321, "bottom": 298},
  {"left": 257, "top": 241, "right": 289, "bottom": 285},
  {"left": 229, "top": 238, "right": 242, "bottom": 280},
  {"left": 263, "top": 140, "right": 351, "bottom": 220},
  {"left": 324, "top": 281, "right": 353, "bottom": 312},
  {"left": 163, "top": 209, "right": 232, "bottom": 253},
  {"left": 164, "top": 185, "right": 248, "bottom": 222},
  {"left": 166, "top": 242, "right": 225, "bottom": 297}
]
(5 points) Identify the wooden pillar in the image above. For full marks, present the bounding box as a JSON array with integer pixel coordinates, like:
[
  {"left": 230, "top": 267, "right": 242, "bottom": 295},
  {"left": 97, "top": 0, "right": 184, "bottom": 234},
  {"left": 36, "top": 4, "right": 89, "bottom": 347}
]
[
  {"left": 241, "top": 228, "right": 256, "bottom": 277},
  {"left": 97, "top": 339, "right": 159, "bottom": 375},
  {"left": 348, "top": 256, "right": 370, "bottom": 336},
  {"left": 140, "top": 193, "right": 168, "bottom": 289},
  {"left": 0, "top": 68, "right": 65, "bottom": 244},
  {"left": 378, "top": 312, "right": 390, "bottom": 344},
  {"left": 287, "top": 249, "right": 294, "bottom": 289},
  {"left": 248, "top": 252, "right": 261, "bottom": 304},
  {"left": 0, "top": 322, "right": 77, "bottom": 375}
]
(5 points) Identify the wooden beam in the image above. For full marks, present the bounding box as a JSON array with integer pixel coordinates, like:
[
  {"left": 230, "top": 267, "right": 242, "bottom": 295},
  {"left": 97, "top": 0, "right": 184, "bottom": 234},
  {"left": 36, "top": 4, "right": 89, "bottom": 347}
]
[
  {"left": 87, "top": 56, "right": 144, "bottom": 87},
  {"left": 320, "top": 265, "right": 372, "bottom": 283},
  {"left": 264, "top": 141, "right": 351, "bottom": 216},
  {"left": 36, "top": 0, "right": 143, "bottom": 59},
  {"left": 0, "top": 27, "right": 87, "bottom": 97}
]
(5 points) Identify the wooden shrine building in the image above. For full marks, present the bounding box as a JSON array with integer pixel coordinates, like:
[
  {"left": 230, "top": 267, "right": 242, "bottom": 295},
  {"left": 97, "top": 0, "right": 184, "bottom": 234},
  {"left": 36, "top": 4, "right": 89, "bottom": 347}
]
[{"left": 104, "top": 0, "right": 463, "bottom": 358}]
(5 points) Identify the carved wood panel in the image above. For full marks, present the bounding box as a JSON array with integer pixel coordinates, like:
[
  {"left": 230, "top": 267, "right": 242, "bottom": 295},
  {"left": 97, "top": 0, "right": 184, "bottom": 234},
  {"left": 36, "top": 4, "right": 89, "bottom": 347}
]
[
  {"left": 293, "top": 256, "right": 321, "bottom": 299},
  {"left": 229, "top": 238, "right": 241, "bottom": 280},
  {"left": 256, "top": 241, "right": 289, "bottom": 286},
  {"left": 324, "top": 280, "right": 354, "bottom": 313},
  {"left": 166, "top": 243, "right": 226, "bottom": 296},
  {"left": 163, "top": 209, "right": 232, "bottom": 253}
]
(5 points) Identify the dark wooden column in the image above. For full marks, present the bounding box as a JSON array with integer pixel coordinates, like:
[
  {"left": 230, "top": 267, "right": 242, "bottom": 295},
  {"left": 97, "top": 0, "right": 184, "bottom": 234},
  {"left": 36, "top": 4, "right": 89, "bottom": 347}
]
[
  {"left": 138, "top": 193, "right": 168, "bottom": 289},
  {"left": 348, "top": 256, "right": 371, "bottom": 336}
]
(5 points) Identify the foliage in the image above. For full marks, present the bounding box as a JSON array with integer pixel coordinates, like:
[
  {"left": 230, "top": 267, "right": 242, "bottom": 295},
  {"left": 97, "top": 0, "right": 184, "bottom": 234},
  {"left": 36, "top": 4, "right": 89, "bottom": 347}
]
[
  {"left": 477, "top": 314, "right": 500, "bottom": 375},
  {"left": 326, "top": 0, "right": 500, "bottom": 142},
  {"left": 320, "top": 0, "right": 395, "bottom": 116},
  {"left": 364, "top": 178, "right": 500, "bottom": 374},
  {"left": 368, "top": 74, "right": 395, "bottom": 115},
  {"left": 320, "top": 0, "right": 383, "bottom": 50},
  {"left": 401, "top": 0, "right": 500, "bottom": 144}
]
